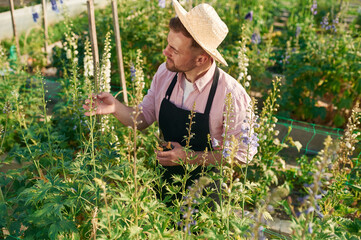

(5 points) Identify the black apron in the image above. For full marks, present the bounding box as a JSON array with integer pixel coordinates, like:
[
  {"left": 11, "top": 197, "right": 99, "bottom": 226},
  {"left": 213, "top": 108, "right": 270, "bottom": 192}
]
[{"left": 158, "top": 67, "right": 220, "bottom": 201}]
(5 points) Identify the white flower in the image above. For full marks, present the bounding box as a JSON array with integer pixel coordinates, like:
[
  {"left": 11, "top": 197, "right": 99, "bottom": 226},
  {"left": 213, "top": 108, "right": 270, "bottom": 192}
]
[
  {"left": 245, "top": 81, "right": 250, "bottom": 87},
  {"left": 66, "top": 49, "right": 71, "bottom": 59}
]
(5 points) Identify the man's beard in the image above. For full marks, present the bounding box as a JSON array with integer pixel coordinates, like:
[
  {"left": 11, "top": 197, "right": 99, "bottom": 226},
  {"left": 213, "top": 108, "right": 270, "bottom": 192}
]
[
  {"left": 165, "top": 59, "right": 178, "bottom": 72},
  {"left": 165, "top": 57, "right": 197, "bottom": 73}
]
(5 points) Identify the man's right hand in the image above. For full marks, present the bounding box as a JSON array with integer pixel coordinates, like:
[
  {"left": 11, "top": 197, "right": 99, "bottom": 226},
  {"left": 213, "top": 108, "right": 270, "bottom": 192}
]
[{"left": 83, "top": 92, "right": 116, "bottom": 116}]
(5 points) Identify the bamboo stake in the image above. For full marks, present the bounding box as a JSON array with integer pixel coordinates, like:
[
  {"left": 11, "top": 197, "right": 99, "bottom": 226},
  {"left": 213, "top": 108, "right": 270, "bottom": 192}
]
[
  {"left": 87, "top": 0, "right": 99, "bottom": 93},
  {"left": 42, "top": 0, "right": 49, "bottom": 64},
  {"left": 8, "top": 0, "right": 21, "bottom": 58},
  {"left": 111, "top": 0, "right": 128, "bottom": 104}
]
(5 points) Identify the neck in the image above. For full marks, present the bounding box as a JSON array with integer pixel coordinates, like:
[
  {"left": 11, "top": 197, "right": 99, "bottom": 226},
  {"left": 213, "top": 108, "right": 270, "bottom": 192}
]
[{"left": 184, "top": 60, "right": 213, "bottom": 83}]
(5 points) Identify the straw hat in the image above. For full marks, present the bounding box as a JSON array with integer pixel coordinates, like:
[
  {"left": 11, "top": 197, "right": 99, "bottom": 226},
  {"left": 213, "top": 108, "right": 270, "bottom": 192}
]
[{"left": 172, "top": 0, "right": 229, "bottom": 66}]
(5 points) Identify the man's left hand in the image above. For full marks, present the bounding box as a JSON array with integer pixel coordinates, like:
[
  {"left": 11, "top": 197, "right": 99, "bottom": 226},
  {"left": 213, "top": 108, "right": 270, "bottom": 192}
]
[{"left": 156, "top": 142, "right": 186, "bottom": 166}]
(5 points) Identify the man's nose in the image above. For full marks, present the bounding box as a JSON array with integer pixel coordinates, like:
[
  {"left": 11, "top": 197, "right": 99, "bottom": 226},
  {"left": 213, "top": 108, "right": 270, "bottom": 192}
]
[{"left": 163, "top": 45, "right": 171, "bottom": 58}]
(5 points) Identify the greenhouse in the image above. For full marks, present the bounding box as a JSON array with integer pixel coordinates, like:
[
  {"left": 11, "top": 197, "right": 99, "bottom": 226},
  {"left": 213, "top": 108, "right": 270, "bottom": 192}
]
[{"left": 0, "top": 0, "right": 360, "bottom": 239}]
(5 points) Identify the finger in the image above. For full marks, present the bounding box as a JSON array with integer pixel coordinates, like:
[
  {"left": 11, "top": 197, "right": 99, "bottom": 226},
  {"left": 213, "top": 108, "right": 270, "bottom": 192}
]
[
  {"left": 87, "top": 93, "right": 98, "bottom": 100},
  {"left": 84, "top": 110, "right": 95, "bottom": 116},
  {"left": 158, "top": 158, "right": 176, "bottom": 166},
  {"left": 171, "top": 142, "right": 182, "bottom": 148},
  {"left": 82, "top": 104, "right": 90, "bottom": 110},
  {"left": 97, "top": 92, "right": 110, "bottom": 99}
]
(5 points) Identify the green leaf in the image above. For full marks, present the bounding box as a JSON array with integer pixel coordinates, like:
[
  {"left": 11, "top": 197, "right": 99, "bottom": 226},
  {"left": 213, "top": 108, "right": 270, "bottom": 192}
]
[
  {"left": 48, "top": 220, "right": 77, "bottom": 240},
  {"left": 128, "top": 225, "right": 142, "bottom": 238},
  {"left": 0, "top": 202, "right": 7, "bottom": 227},
  {"left": 334, "top": 114, "right": 345, "bottom": 127}
]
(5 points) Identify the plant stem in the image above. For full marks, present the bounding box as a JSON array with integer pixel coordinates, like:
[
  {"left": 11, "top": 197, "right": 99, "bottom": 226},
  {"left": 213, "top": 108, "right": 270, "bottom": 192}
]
[
  {"left": 40, "top": 78, "right": 53, "bottom": 163},
  {"left": 132, "top": 107, "right": 140, "bottom": 237},
  {"left": 0, "top": 113, "right": 8, "bottom": 153}
]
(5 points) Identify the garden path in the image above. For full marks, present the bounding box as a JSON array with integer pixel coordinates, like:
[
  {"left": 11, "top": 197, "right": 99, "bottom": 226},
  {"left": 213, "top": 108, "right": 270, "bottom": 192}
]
[{"left": 0, "top": 0, "right": 108, "bottom": 41}]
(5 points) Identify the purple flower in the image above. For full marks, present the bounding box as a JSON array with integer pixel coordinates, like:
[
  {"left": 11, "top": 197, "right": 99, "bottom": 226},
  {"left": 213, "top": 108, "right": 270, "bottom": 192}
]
[
  {"left": 222, "top": 141, "right": 231, "bottom": 158},
  {"left": 241, "top": 125, "right": 250, "bottom": 134},
  {"left": 50, "top": 0, "right": 59, "bottom": 12},
  {"left": 330, "top": 16, "right": 339, "bottom": 32},
  {"left": 222, "top": 148, "right": 231, "bottom": 158},
  {"left": 242, "top": 135, "right": 251, "bottom": 145},
  {"left": 308, "top": 223, "right": 313, "bottom": 233},
  {"left": 333, "top": 18, "right": 339, "bottom": 25},
  {"left": 158, "top": 0, "right": 166, "bottom": 8},
  {"left": 32, "top": 12, "right": 39, "bottom": 22},
  {"left": 245, "top": 11, "right": 253, "bottom": 21},
  {"left": 316, "top": 211, "right": 324, "bottom": 218},
  {"left": 130, "top": 64, "right": 136, "bottom": 81},
  {"left": 258, "top": 226, "right": 266, "bottom": 240},
  {"left": 321, "top": 15, "right": 329, "bottom": 29},
  {"left": 212, "top": 138, "right": 220, "bottom": 147},
  {"left": 251, "top": 32, "right": 261, "bottom": 44},
  {"left": 60, "top": 0, "right": 63, "bottom": 3},
  {"left": 315, "top": 194, "right": 322, "bottom": 200},
  {"left": 311, "top": 0, "right": 317, "bottom": 15},
  {"left": 305, "top": 206, "right": 315, "bottom": 214},
  {"left": 303, "top": 183, "right": 314, "bottom": 188},
  {"left": 251, "top": 133, "right": 259, "bottom": 145},
  {"left": 297, "top": 195, "right": 310, "bottom": 204}
]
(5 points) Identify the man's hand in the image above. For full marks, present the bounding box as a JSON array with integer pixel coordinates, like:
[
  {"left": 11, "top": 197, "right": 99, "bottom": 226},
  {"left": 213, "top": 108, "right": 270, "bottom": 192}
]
[
  {"left": 83, "top": 92, "right": 116, "bottom": 116},
  {"left": 156, "top": 142, "right": 187, "bottom": 166}
]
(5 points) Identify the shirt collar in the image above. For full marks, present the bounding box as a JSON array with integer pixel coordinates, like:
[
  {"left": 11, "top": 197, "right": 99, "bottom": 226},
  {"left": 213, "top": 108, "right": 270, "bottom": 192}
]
[
  {"left": 177, "top": 61, "right": 216, "bottom": 92},
  {"left": 192, "top": 61, "right": 217, "bottom": 92}
]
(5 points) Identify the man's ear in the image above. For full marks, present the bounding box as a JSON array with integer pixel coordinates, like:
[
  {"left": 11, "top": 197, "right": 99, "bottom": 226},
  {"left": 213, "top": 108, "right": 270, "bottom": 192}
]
[{"left": 195, "top": 52, "right": 211, "bottom": 66}]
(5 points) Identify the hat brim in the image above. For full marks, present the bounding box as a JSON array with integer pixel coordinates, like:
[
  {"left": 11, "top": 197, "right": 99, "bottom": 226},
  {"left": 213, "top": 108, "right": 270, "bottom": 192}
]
[{"left": 172, "top": 0, "right": 228, "bottom": 66}]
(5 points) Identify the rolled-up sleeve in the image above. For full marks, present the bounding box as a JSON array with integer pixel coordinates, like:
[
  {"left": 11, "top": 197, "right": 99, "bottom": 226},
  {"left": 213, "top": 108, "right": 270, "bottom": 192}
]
[
  {"left": 228, "top": 91, "right": 257, "bottom": 164},
  {"left": 139, "top": 75, "right": 157, "bottom": 126},
  {"left": 214, "top": 81, "right": 257, "bottom": 165}
]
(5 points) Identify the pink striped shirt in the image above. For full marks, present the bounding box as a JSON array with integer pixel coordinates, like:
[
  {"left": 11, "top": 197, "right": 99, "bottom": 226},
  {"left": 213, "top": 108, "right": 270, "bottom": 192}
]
[{"left": 140, "top": 62, "right": 257, "bottom": 163}]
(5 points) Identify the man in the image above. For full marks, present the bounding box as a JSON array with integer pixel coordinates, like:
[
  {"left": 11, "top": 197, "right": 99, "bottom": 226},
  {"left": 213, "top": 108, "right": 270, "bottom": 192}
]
[{"left": 83, "top": 0, "right": 256, "bottom": 201}]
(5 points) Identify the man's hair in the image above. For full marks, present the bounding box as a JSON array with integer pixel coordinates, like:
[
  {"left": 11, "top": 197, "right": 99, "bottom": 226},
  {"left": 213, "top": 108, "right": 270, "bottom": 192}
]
[{"left": 169, "top": 17, "right": 202, "bottom": 49}]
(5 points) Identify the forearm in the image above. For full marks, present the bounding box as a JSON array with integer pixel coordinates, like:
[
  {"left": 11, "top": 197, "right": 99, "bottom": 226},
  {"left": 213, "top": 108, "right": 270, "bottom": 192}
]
[{"left": 112, "top": 100, "right": 149, "bottom": 130}]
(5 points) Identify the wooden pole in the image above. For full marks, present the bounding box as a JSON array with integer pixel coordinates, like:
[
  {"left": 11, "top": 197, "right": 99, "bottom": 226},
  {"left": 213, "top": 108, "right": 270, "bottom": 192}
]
[
  {"left": 8, "top": 0, "right": 21, "bottom": 58},
  {"left": 111, "top": 0, "right": 128, "bottom": 104},
  {"left": 42, "top": 0, "right": 49, "bottom": 64},
  {"left": 87, "top": 0, "right": 99, "bottom": 93}
]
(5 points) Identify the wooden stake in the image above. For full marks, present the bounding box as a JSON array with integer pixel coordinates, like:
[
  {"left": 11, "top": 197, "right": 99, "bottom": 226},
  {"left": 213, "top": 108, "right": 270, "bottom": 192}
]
[
  {"left": 111, "top": 0, "right": 128, "bottom": 104},
  {"left": 8, "top": 0, "right": 21, "bottom": 58},
  {"left": 42, "top": 0, "right": 49, "bottom": 64},
  {"left": 87, "top": 0, "right": 99, "bottom": 93}
]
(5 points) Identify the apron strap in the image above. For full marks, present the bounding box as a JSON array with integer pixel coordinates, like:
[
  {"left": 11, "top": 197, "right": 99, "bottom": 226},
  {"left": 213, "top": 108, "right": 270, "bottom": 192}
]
[
  {"left": 204, "top": 67, "right": 219, "bottom": 115},
  {"left": 165, "top": 73, "right": 178, "bottom": 100}
]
